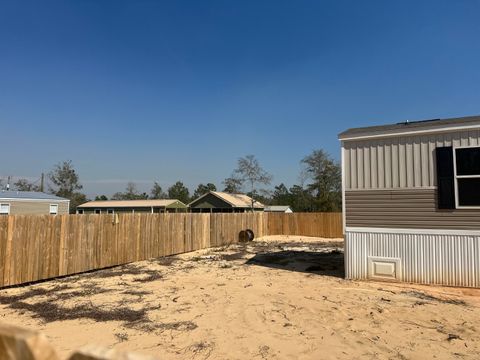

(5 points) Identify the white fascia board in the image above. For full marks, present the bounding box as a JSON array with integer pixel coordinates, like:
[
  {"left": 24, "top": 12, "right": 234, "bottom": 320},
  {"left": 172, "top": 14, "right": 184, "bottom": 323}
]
[
  {"left": 339, "top": 124, "right": 480, "bottom": 142},
  {"left": 0, "top": 198, "right": 70, "bottom": 202},
  {"left": 346, "top": 226, "right": 480, "bottom": 237}
]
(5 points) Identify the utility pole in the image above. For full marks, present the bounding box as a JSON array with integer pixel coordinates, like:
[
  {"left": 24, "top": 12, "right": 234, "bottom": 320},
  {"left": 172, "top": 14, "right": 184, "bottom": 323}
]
[{"left": 40, "top": 173, "right": 44, "bottom": 192}]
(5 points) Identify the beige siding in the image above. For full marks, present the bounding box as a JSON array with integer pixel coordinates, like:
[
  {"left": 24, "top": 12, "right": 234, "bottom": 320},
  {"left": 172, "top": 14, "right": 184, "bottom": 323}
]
[
  {"left": 345, "top": 189, "right": 480, "bottom": 230},
  {"left": 343, "top": 129, "right": 480, "bottom": 190},
  {"left": 3, "top": 200, "right": 69, "bottom": 215}
]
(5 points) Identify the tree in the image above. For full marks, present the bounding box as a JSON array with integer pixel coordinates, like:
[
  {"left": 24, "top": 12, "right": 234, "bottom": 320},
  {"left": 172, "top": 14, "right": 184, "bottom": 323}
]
[
  {"left": 271, "top": 183, "right": 291, "bottom": 206},
  {"left": 233, "top": 155, "right": 272, "bottom": 210},
  {"left": 193, "top": 183, "right": 216, "bottom": 199},
  {"left": 167, "top": 181, "right": 190, "bottom": 204},
  {"left": 95, "top": 195, "right": 108, "bottom": 201},
  {"left": 48, "top": 160, "right": 86, "bottom": 213},
  {"left": 111, "top": 182, "right": 148, "bottom": 200},
  {"left": 289, "top": 184, "right": 314, "bottom": 212},
  {"left": 247, "top": 188, "right": 272, "bottom": 206},
  {"left": 301, "top": 149, "right": 341, "bottom": 211},
  {"left": 222, "top": 177, "right": 243, "bottom": 194},
  {"left": 13, "top": 179, "right": 40, "bottom": 192},
  {"left": 150, "top": 182, "right": 166, "bottom": 199}
]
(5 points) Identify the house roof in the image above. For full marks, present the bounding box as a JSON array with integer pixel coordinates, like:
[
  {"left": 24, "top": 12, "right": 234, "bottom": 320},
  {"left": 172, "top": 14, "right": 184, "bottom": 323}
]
[
  {"left": 264, "top": 205, "right": 292, "bottom": 212},
  {"left": 77, "top": 199, "right": 186, "bottom": 208},
  {"left": 0, "top": 190, "right": 69, "bottom": 201},
  {"left": 189, "top": 191, "right": 264, "bottom": 209},
  {"left": 338, "top": 115, "right": 480, "bottom": 141}
]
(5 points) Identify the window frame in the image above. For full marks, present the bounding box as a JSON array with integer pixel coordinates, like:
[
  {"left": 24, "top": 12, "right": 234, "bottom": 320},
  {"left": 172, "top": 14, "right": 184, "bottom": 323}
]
[
  {"left": 94, "top": 209, "right": 102, "bottom": 214},
  {"left": 453, "top": 145, "right": 480, "bottom": 209},
  {"left": 0, "top": 203, "right": 10, "bottom": 215},
  {"left": 107, "top": 208, "right": 114, "bottom": 214},
  {"left": 77, "top": 209, "right": 84, "bottom": 215},
  {"left": 49, "top": 204, "right": 58, "bottom": 215}
]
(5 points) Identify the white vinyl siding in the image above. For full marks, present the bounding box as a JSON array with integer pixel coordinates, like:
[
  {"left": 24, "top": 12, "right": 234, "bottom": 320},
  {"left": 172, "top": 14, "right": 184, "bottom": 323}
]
[
  {"left": 345, "top": 229, "right": 480, "bottom": 287},
  {"left": 343, "top": 129, "right": 480, "bottom": 190}
]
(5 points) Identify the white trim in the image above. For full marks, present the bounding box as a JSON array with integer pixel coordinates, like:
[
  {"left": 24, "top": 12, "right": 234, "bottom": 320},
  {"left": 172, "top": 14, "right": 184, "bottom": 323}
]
[
  {"left": 346, "top": 226, "right": 480, "bottom": 236},
  {"left": 0, "top": 197, "right": 69, "bottom": 202},
  {"left": 49, "top": 204, "right": 58, "bottom": 215},
  {"left": 345, "top": 186, "right": 436, "bottom": 192},
  {"left": 367, "top": 256, "right": 402, "bottom": 281},
  {"left": 0, "top": 203, "right": 10, "bottom": 215},
  {"left": 453, "top": 145, "right": 480, "bottom": 209},
  {"left": 340, "top": 123, "right": 480, "bottom": 142},
  {"left": 341, "top": 142, "right": 346, "bottom": 235}
]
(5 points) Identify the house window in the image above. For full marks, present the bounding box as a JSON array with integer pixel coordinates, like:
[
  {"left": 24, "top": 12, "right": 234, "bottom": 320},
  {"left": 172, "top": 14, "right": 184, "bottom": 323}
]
[
  {"left": 455, "top": 147, "right": 480, "bottom": 207},
  {"left": 77, "top": 209, "right": 84, "bottom": 214},
  {"left": 0, "top": 203, "right": 10, "bottom": 215},
  {"left": 95, "top": 209, "right": 101, "bottom": 214},
  {"left": 49, "top": 204, "right": 58, "bottom": 215},
  {"left": 107, "top": 209, "right": 114, "bottom": 214}
]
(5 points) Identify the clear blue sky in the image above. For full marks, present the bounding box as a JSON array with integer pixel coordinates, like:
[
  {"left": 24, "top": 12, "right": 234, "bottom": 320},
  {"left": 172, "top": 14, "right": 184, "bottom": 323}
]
[{"left": 2, "top": 1, "right": 480, "bottom": 198}]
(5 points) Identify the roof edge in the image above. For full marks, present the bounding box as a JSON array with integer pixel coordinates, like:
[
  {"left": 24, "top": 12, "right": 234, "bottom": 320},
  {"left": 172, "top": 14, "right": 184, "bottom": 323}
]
[{"left": 339, "top": 115, "right": 480, "bottom": 141}]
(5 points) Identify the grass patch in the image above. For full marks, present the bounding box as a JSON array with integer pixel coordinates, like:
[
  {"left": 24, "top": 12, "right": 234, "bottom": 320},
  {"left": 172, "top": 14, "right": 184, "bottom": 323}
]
[
  {"left": 9, "top": 300, "right": 148, "bottom": 323},
  {"left": 132, "top": 271, "right": 163, "bottom": 283},
  {"left": 122, "top": 290, "right": 153, "bottom": 297},
  {"left": 130, "top": 320, "right": 197, "bottom": 333},
  {"left": 154, "top": 256, "right": 179, "bottom": 266}
]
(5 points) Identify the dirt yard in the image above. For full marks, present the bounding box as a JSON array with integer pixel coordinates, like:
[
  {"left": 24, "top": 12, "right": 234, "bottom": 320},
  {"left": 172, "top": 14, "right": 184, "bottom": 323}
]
[{"left": 0, "top": 236, "right": 479, "bottom": 359}]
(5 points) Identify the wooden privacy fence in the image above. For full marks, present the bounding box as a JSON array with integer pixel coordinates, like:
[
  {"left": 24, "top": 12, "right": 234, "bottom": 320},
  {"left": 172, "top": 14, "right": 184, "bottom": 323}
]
[
  {"left": 266, "top": 212, "right": 343, "bottom": 238},
  {"left": 0, "top": 212, "right": 342, "bottom": 288}
]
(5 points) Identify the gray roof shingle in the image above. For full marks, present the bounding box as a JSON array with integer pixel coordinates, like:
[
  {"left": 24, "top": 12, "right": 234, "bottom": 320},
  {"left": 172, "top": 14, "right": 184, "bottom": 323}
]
[
  {"left": 339, "top": 115, "right": 480, "bottom": 140},
  {"left": 0, "top": 191, "right": 69, "bottom": 201}
]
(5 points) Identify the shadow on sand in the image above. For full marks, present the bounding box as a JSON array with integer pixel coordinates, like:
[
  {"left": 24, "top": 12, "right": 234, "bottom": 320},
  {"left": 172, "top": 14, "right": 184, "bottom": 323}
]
[{"left": 246, "top": 250, "right": 344, "bottom": 278}]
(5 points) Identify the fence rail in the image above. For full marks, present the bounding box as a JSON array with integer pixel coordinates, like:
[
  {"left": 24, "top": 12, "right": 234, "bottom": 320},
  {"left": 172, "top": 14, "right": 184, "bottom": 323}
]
[
  {"left": 266, "top": 212, "right": 343, "bottom": 238},
  {"left": 0, "top": 212, "right": 342, "bottom": 288}
]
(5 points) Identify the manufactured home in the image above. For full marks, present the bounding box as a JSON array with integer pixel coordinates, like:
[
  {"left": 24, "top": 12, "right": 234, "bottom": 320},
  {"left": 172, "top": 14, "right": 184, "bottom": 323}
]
[
  {"left": 0, "top": 191, "right": 70, "bottom": 215},
  {"left": 189, "top": 191, "right": 264, "bottom": 213},
  {"left": 264, "top": 205, "right": 293, "bottom": 213},
  {"left": 339, "top": 115, "right": 480, "bottom": 287},
  {"left": 76, "top": 199, "right": 188, "bottom": 214}
]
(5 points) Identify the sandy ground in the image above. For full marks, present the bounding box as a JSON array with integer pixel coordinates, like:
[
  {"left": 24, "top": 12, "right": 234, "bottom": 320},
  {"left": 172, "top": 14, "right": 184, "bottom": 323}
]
[{"left": 1, "top": 236, "right": 480, "bottom": 359}]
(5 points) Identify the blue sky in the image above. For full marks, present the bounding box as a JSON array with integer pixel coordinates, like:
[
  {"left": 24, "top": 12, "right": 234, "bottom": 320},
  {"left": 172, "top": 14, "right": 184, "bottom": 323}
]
[{"left": 1, "top": 1, "right": 480, "bottom": 198}]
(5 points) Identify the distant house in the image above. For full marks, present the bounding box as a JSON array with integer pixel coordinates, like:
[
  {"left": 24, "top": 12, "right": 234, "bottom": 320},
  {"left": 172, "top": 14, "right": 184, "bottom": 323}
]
[
  {"left": 76, "top": 199, "right": 187, "bottom": 214},
  {"left": 264, "top": 205, "right": 293, "bottom": 213},
  {"left": 189, "top": 191, "right": 264, "bottom": 213},
  {"left": 0, "top": 191, "right": 69, "bottom": 215}
]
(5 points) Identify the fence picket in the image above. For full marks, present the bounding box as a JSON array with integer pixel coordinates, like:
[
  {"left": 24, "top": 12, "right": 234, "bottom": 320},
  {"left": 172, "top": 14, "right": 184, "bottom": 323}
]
[{"left": 0, "top": 212, "right": 342, "bottom": 287}]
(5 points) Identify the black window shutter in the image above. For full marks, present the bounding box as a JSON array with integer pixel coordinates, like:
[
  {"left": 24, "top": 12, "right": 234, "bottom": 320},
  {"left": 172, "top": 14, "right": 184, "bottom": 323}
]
[{"left": 435, "top": 146, "right": 455, "bottom": 209}]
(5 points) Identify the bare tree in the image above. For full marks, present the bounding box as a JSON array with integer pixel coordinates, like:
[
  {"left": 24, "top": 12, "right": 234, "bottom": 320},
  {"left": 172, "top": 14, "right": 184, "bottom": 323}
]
[
  {"left": 112, "top": 182, "right": 148, "bottom": 200},
  {"left": 14, "top": 179, "right": 39, "bottom": 191},
  {"left": 233, "top": 155, "right": 272, "bottom": 210},
  {"left": 48, "top": 160, "right": 86, "bottom": 213},
  {"left": 222, "top": 177, "right": 243, "bottom": 194}
]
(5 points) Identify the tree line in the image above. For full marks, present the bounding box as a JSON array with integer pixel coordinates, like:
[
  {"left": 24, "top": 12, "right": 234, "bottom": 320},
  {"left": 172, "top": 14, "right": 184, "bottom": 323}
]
[{"left": 4, "top": 148, "right": 341, "bottom": 213}]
